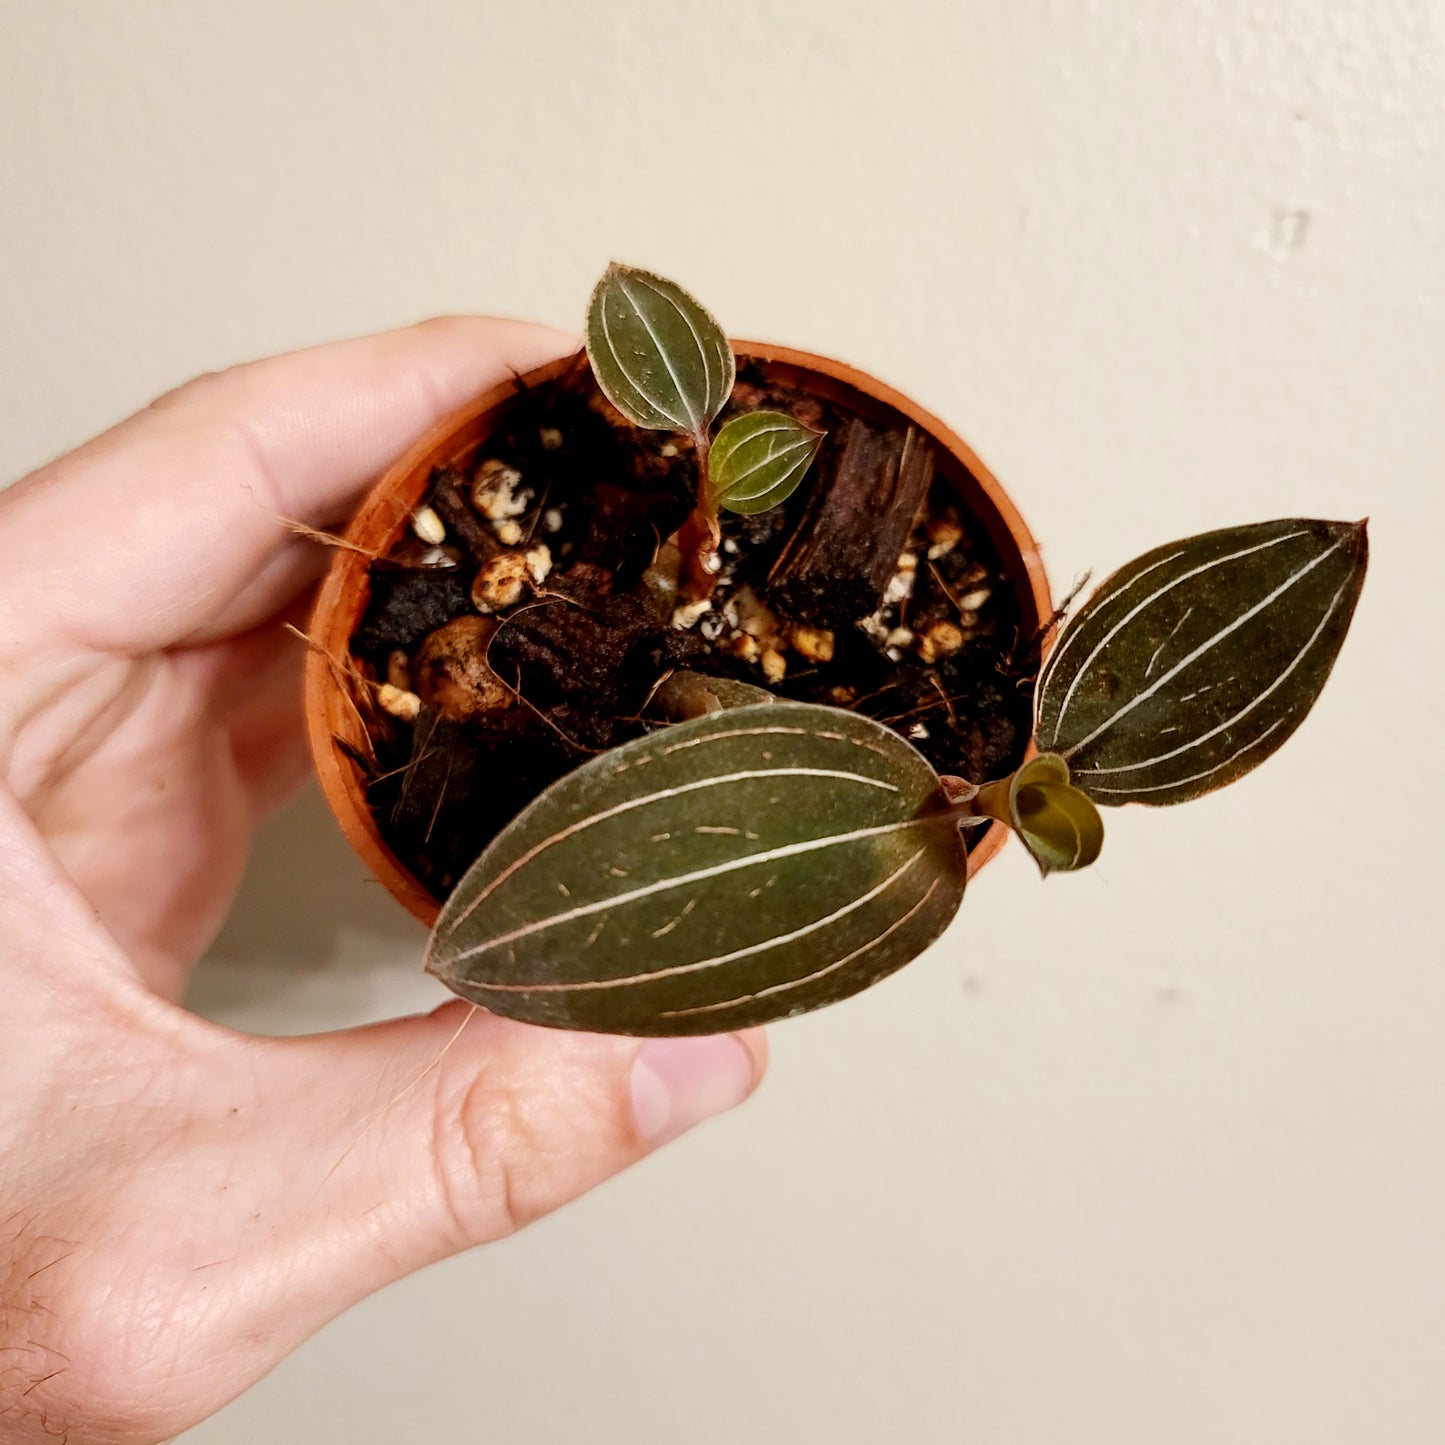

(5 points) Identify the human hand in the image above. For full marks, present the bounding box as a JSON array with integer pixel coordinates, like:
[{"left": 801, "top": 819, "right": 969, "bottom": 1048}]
[{"left": 0, "top": 320, "right": 766, "bottom": 1444}]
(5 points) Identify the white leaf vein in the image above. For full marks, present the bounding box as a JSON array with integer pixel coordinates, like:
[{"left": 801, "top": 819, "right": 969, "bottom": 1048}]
[
  {"left": 659, "top": 875, "right": 943, "bottom": 1018},
  {"left": 464, "top": 850, "right": 931, "bottom": 993},
  {"left": 1074, "top": 570, "right": 1355, "bottom": 778},
  {"left": 447, "top": 818, "right": 943, "bottom": 966},
  {"left": 443, "top": 764, "right": 901, "bottom": 933},
  {"left": 614, "top": 278, "right": 692, "bottom": 428},
  {"left": 1051, "top": 531, "right": 1306, "bottom": 738},
  {"left": 598, "top": 284, "right": 686, "bottom": 429},
  {"left": 1082, "top": 717, "right": 1289, "bottom": 796},
  {"left": 1060, "top": 532, "right": 1336, "bottom": 761},
  {"left": 1036, "top": 547, "right": 1186, "bottom": 716}
]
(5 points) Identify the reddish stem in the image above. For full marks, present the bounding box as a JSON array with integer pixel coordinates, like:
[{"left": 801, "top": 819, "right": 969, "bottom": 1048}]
[{"left": 675, "top": 427, "right": 721, "bottom": 600}]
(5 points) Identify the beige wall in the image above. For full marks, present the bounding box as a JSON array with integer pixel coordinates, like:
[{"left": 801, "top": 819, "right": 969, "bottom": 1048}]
[{"left": 3, "top": 2, "right": 1442, "bottom": 1441}]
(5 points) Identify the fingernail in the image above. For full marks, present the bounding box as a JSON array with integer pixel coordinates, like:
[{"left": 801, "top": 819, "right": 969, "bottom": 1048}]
[{"left": 631, "top": 1035, "right": 757, "bottom": 1143}]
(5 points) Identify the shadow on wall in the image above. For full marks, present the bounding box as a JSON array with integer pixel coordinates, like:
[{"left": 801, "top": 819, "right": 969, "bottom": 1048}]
[{"left": 187, "top": 784, "right": 428, "bottom": 1031}]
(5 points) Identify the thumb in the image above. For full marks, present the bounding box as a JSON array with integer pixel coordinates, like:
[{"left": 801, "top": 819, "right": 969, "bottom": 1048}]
[{"left": 262, "top": 1001, "right": 765, "bottom": 1316}]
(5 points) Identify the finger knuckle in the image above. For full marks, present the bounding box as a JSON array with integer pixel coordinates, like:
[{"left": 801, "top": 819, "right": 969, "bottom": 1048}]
[
  {"left": 145, "top": 361, "right": 252, "bottom": 415},
  {"left": 429, "top": 1070, "right": 535, "bottom": 1245},
  {"left": 427, "top": 1054, "right": 631, "bottom": 1250}
]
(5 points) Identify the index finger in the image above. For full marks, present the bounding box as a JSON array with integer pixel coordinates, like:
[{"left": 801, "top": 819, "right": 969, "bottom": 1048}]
[{"left": 0, "top": 316, "right": 575, "bottom": 656}]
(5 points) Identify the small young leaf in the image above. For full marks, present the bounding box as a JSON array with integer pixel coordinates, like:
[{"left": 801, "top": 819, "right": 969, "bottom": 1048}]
[
  {"left": 653, "top": 670, "right": 775, "bottom": 721},
  {"left": 710, "top": 411, "right": 825, "bottom": 516},
  {"left": 1036, "top": 518, "right": 1367, "bottom": 806},
  {"left": 584, "top": 264, "right": 735, "bottom": 436},
  {"left": 972, "top": 755, "right": 1104, "bottom": 875},
  {"left": 426, "top": 702, "right": 967, "bottom": 1036}
]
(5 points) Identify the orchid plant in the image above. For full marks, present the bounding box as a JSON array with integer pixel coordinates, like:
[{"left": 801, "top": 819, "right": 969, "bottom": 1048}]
[{"left": 420, "top": 266, "right": 1367, "bottom": 1035}]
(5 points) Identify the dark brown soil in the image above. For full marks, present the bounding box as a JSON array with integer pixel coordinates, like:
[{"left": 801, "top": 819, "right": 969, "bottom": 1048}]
[{"left": 348, "top": 360, "right": 1041, "bottom": 900}]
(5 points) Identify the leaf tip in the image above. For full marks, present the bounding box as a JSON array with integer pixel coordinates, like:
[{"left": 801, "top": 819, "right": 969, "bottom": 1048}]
[
  {"left": 1326, "top": 515, "right": 1369, "bottom": 573},
  {"left": 583, "top": 263, "right": 732, "bottom": 435}
]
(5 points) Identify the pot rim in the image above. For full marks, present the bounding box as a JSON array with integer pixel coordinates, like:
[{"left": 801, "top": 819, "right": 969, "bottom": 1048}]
[{"left": 305, "top": 342, "right": 1053, "bottom": 928}]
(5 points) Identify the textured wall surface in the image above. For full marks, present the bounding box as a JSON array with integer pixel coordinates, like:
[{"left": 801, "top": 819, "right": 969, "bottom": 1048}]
[{"left": 3, "top": 2, "right": 1442, "bottom": 1441}]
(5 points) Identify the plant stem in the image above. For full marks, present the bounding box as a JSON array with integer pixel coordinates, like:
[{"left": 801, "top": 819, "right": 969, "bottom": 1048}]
[
  {"left": 934, "top": 776, "right": 984, "bottom": 829},
  {"left": 694, "top": 426, "right": 712, "bottom": 499},
  {"left": 676, "top": 427, "right": 722, "bottom": 600},
  {"left": 969, "top": 776, "right": 1015, "bottom": 827},
  {"left": 938, "top": 773, "right": 1014, "bottom": 831}
]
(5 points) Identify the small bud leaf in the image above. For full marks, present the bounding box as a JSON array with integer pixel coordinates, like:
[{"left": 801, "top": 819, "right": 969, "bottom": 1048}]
[
  {"left": 584, "top": 264, "right": 735, "bottom": 436},
  {"left": 972, "top": 754, "right": 1104, "bottom": 875},
  {"left": 426, "top": 703, "right": 967, "bottom": 1036},
  {"left": 1036, "top": 519, "right": 1367, "bottom": 806},
  {"left": 653, "top": 670, "right": 775, "bottom": 720},
  {"left": 710, "top": 411, "right": 825, "bottom": 516}
]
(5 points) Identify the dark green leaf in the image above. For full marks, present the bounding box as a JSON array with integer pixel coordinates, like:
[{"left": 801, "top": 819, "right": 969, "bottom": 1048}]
[
  {"left": 710, "top": 410, "right": 825, "bottom": 516},
  {"left": 426, "top": 703, "right": 967, "bottom": 1035},
  {"left": 584, "top": 263, "right": 734, "bottom": 436},
  {"left": 1036, "top": 518, "right": 1367, "bottom": 806},
  {"left": 972, "top": 755, "right": 1104, "bottom": 875}
]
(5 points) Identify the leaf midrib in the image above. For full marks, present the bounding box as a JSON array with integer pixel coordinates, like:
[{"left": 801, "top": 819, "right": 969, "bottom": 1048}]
[{"left": 444, "top": 815, "right": 946, "bottom": 966}]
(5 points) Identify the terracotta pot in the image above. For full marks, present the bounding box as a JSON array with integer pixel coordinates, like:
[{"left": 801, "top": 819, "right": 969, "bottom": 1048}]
[{"left": 305, "top": 344, "right": 1053, "bottom": 928}]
